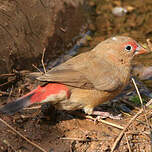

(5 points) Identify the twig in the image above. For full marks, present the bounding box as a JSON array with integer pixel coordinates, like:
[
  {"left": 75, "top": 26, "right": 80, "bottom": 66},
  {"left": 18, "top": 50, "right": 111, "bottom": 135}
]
[
  {"left": 85, "top": 115, "right": 124, "bottom": 130},
  {"left": 32, "top": 64, "right": 43, "bottom": 74},
  {"left": 60, "top": 137, "right": 112, "bottom": 141},
  {"left": 132, "top": 78, "right": 150, "bottom": 124},
  {"left": 0, "top": 73, "right": 15, "bottom": 77},
  {"left": 132, "top": 78, "right": 151, "bottom": 137},
  {"left": 21, "top": 109, "right": 41, "bottom": 119},
  {"left": 0, "top": 79, "right": 14, "bottom": 87},
  {"left": 9, "top": 86, "right": 13, "bottom": 97},
  {"left": 39, "top": 0, "right": 46, "bottom": 8},
  {"left": 0, "top": 90, "right": 16, "bottom": 97},
  {"left": 132, "top": 78, "right": 144, "bottom": 106},
  {"left": 111, "top": 99, "right": 152, "bottom": 152},
  {"left": 41, "top": 48, "right": 46, "bottom": 74},
  {"left": 125, "top": 133, "right": 132, "bottom": 152},
  {"left": 60, "top": 27, "right": 66, "bottom": 32},
  {"left": 0, "top": 91, "right": 10, "bottom": 96},
  {"left": 24, "top": 105, "right": 41, "bottom": 110},
  {"left": 0, "top": 118, "right": 47, "bottom": 152}
]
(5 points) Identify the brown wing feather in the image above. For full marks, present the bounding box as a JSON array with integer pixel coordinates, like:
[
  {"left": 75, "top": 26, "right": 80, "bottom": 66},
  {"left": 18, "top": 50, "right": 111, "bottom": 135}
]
[
  {"left": 37, "top": 69, "right": 94, "bottom": 88},
  {"left": 37, "top": 51, "right": 122, "bottom": 91},
  {"left": 84, "top": 59, "right": 122, "bottom": 91}
]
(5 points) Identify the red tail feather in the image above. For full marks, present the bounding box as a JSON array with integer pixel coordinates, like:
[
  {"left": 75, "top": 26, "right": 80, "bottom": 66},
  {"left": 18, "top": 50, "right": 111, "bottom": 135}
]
[{"left": 0, "top": 83, "right": 69, "bottom": 115}]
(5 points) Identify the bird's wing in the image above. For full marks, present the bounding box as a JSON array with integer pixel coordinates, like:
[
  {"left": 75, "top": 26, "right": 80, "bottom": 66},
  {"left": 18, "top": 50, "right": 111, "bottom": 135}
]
[
  {"left": 37, "top": 57, "right": 122, "bottom": 91},
  {"left": 37, "top": 68, "right": 94, "bottom": 89},
  {"left": 88, "top": 62, "right": 122, "bottom": 92}
]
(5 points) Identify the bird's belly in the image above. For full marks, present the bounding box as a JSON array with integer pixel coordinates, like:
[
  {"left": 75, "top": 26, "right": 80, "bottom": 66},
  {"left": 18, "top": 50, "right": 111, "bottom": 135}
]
[
  {"left": 53, "top": 83, "right": 127, "bottom": 112},
  {"left": 54, "top": 88, "right": 112, "bottom": 111}
]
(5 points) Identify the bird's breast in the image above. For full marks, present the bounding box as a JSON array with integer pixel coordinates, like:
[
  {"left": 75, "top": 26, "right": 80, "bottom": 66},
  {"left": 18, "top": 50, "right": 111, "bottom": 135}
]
[{"left": 119, "top": 66, "right": 131, "bottom": 89}]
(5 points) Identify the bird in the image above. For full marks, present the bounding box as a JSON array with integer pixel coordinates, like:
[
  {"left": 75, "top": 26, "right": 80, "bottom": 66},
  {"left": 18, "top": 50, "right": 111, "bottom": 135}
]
[{"left": 0, "top": 36, "right": 147, "bottom": 119}]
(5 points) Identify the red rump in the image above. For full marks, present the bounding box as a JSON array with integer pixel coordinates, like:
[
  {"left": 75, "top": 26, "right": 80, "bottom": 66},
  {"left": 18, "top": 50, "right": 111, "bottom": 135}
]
[{"left": 30, "top": 83, "right": 69, "bottom": 104}]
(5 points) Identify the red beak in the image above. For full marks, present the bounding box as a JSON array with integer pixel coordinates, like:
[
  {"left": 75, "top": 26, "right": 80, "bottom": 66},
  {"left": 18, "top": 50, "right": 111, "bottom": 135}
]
[{"left": 134, "top": 46, "right": 148, "bottom": 55}]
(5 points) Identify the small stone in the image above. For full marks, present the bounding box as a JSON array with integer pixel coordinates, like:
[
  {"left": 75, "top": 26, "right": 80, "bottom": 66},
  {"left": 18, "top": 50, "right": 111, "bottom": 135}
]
[{"left": 112, "top": 7, "right": 127, "bottom": 16}]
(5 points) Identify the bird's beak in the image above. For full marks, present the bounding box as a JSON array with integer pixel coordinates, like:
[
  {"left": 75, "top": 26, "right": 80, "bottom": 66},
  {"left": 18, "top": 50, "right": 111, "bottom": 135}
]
[{"left": 134, "top": 45, "right": 148, "bottom": 56}]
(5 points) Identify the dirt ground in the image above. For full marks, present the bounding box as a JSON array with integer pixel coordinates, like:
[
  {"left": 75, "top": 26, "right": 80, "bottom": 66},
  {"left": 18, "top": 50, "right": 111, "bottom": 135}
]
[{"left": 0, "top": 0, "right": 152, "bottom": 152}]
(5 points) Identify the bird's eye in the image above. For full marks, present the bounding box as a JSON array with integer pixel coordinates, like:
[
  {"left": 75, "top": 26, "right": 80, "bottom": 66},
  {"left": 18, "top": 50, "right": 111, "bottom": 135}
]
[{"left": 125, "top": 45, "right": 132, "bottom": 51}]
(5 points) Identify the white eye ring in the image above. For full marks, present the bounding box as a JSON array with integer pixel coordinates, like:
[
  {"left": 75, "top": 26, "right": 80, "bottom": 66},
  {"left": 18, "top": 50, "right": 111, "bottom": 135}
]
[{"left": 125, "top": 45, "right": 132, "bottom": 51}]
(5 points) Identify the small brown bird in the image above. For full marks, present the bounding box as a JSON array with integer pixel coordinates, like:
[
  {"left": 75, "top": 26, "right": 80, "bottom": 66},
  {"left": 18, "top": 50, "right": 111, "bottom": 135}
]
[{"left": 0, "top": 36, "right": 147, "bottom": 118}]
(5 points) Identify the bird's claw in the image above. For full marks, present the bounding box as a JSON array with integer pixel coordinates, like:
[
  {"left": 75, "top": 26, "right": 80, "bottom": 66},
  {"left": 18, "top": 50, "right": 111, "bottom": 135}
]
[
  {"left": 92, "top": 111, "right": 122, "bottom": 120},
  {"left": 108, "top": 113, "right": 122, "bottom": 120}
]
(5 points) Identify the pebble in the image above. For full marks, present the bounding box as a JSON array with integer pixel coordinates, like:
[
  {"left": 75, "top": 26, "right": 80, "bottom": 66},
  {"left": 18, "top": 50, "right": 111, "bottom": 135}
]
[{"left": 112, "top": 7, "right": 127, "bottom": 16}]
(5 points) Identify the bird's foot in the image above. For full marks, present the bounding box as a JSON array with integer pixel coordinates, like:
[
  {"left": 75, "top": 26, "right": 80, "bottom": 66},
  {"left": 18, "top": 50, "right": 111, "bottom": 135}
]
[{"left": 92, "top": 111, "right": 122, "bottom": 120}]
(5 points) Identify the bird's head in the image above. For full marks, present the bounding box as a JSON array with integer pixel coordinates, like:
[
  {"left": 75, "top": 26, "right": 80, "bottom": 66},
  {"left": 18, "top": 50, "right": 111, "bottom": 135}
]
[
  {"left": 116, "top": 36, "right": 147, "bottom": 57},
  {"left": 95, "top": 36, "right": 148, "bottom": 65}
]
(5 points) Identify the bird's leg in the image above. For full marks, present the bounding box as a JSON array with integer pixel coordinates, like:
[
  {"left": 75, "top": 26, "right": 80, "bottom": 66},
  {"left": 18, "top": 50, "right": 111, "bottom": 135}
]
[{"left": 91, "top": 111, "right": 122, "bottom": 120}]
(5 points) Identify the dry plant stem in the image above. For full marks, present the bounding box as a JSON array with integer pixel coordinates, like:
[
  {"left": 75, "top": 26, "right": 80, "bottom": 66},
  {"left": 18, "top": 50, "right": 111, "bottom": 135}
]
[
  {"left": 111, "top": 99, "right": 152, "bottom": 152},
  {"left": 0, "top": 73, "right": 15, "bottom": 77},
  {"left": 125, "top": 133, "right": 132, "bottom": 152},
  {"left": 0, "top": 91, "right": 10, "bottom": 96},
  {"left": 9, "top": 86, "right": 13, "bottom": 98},
  {"left": 0, "top": 118, "right": 47, "bottom": 152},
  {"left": 132, "top": 78, "right": 151, "bottom": 134},
  {"left": 41, "top": 48, "right": 47, "bottom": 74},
  {"left": 61, "top": 137, "right": 112, "bottom": 141},
  {"left": 0, "top": 79, "right": 14, "bottom": 87},
  {"left": 85, "top": 115, "right": 124, "bottom": 130},
  {"left": 32, "top": 64, "right": 43, "bottom": 74},
  {"left": 24, "top": 105, "right": 42, "bottom": 110},
  {"left": 131, "top": 78, "right": 143, "bottom": 105}
]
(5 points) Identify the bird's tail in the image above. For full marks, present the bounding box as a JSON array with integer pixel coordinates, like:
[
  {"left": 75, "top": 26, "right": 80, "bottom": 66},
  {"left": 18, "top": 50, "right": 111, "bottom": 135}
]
[
  {"left": 0, "top": 93, "right": 34, "bottom": 115},
  {"left": 0, "top": 83, "right": 69, "bottom": 115}
]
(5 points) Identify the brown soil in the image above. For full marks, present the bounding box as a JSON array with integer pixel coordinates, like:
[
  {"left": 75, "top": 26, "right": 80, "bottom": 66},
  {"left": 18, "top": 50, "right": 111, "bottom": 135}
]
[
  {"left": 0, "top": 0, "right": 86, "bottom": 74},
  {"left": 0, "top": 0, "right": 152, "bottom": 152}
]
